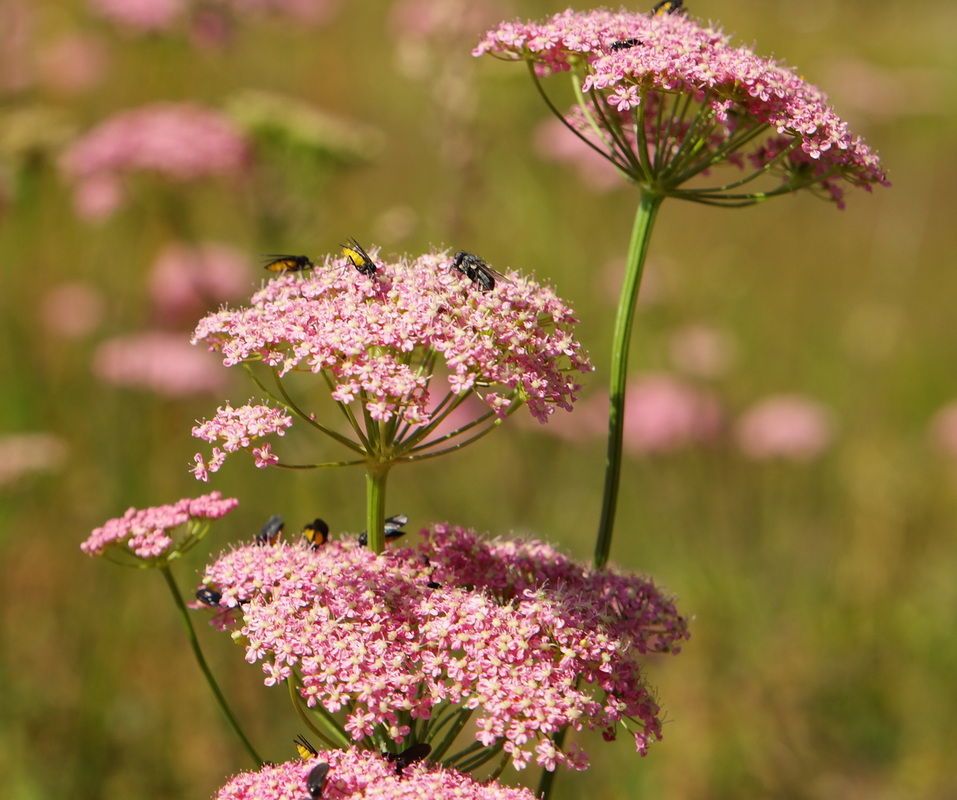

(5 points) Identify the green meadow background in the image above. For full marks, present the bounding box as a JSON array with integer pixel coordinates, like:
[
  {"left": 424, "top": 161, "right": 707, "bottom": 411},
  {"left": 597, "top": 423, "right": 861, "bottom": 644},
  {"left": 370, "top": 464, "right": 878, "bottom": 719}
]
[{"left": 2, "top": 1, "right": 955, "bottom": 798}]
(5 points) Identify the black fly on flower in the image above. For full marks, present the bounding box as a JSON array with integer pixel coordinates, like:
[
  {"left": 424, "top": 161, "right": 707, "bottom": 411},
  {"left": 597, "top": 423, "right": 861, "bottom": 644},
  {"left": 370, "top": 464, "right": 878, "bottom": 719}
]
[
  {"left": 263, "top": 255, "right": 315, "bottom": 273},
  {"left": 254, "top": 514, "right": 284, "bottom": 546},
  {"left": 341, "top": 237, "right": 378, "bottom": 276},
  {"left": 358, "top": 513, "right": 409, "bottom": 547},
  {"left": 450, "top": 251, "right": 510, "bottom": 293},
  {"left": 301, "top": 518, "right": 329, "bottom": 549}
]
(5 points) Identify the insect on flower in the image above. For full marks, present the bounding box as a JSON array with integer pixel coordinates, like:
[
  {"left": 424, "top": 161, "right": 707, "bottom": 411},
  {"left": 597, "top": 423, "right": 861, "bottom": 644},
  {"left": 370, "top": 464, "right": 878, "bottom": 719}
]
[
  {"left": 357, "top": 513, "right": 409, "bottom": 547},
  {"left": 609, "top": 37, "right": 642, "bottom": 51},
  {"left": 450, "top": 251, "right": 509, "bottom": 292},
  {"left": 301, "top": 518, "right": 329, "bottom": 549},
  {"left": 254, "top": 514, "right": 284, "bottom": 546},
  {"left": 263, "top": 255, "right": 315, "bottom": 273},
  {"left": 306, "top": 762, "right": 330, "bottom": 799},
  {"left": 651, "top": 0, "right": 685, "bottom": 15},
  {"left": 195, "top": 587, "right": 222, "bottom": 606},
  {"left": 385, "top": 743, "right": 432, "bottom": 775},
  {"left": 340, "top": 237, "right": 378, "bottom": 276},
  {"left": 295, "top": 734, "right": 319, "bottom": 760}
]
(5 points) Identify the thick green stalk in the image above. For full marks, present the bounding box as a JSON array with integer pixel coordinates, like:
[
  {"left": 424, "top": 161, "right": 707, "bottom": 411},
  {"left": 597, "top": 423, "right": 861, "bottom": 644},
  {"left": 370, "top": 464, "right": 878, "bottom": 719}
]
[
  {"left": 594, "top": 188, "right": 664, "bottom": 569},
  {"left": 365, "top": 464, "right": 390, "bottom": 554},
  {"left": 159, "top": 566, "right": 263, "bottom": 766}
]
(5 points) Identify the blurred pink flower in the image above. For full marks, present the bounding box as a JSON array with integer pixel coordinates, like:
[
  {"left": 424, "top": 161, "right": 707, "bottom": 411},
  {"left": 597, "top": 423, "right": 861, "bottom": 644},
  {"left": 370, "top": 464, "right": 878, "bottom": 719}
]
[
  {"left": 40, "top": 282, "right": 106, "bottom": 339},
  {"left": 149, "top": 242, "right": 250, "bottom": 326},
  {"left": 71, "top": 173, "right": 124, "bottom": 222},
  {"left": 667, "top": 324, "right": 736, "bottom": 379},
  {"left": 0, "top": 432, "right": 68, "bottom": 486},
  {"left": 37, "top": 34, "right": 108, "bottom": 94},
  {"left": 0, "top": 0, "right": 32, "bottom": 92},
  {"left": 60, "top": 103, "right": 250, "bottom": 219},
  {"left": 390, "top": 0, "right": 497, "bottom": 40},
  {"left": 621, "top": 374, "right": 723, "bottom": 453},
  {"left": 534, "top": 117, "right": 624, "bottom": 192},
  {"left": 928, "top": 401, "right": 957, "bottom": 459},
  {"left": 539, "top": 373, "right": 723, "bottom": 453},
  {"left": 93, "top": 331, "right": 227, "bottom": 396},
  {"left": 734, "top": 394, "right": 836, "bottom": 461},
  {"left": 88, "top": 0, "right": 185, "bottom": 31}
]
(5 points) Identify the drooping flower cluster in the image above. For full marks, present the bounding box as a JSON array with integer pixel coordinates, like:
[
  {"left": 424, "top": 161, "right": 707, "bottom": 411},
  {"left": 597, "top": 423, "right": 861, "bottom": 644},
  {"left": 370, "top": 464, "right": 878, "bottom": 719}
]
[
  {"left": 82, "top": 492, "right": 238, "bottom": 561},
  {"left": 216, "top": 748, "right": 536, "bottom": 800},
  {"left": 475, "top": 9, "right": 887, "bottom": 206},
  {"left": 59, "top": 103, "right": 250, "bottom": 219},
  {"left": 197, "top": 524, "right": 687, "bottom": 770},
  {"left": 190, "top": 249, "right": 591, "bottom": 478}
]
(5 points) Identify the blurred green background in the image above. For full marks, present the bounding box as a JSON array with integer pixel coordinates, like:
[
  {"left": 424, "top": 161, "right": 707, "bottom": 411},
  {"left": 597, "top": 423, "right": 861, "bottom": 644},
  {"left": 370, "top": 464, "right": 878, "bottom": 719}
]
[{"left": 2, "top": 0, "right": 955, "bottom": 798}]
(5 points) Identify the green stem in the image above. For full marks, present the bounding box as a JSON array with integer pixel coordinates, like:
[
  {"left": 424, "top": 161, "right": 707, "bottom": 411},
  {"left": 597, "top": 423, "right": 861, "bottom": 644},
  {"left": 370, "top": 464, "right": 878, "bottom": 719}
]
[
  {"left": 594, "top": 188, "right": 664, "bottom": 570},
  {"left": 365, "top": 464, "right": 390, "bottom": 554},
  {"left": 159, "top": 566, "right": 263, "bottom": 766}
]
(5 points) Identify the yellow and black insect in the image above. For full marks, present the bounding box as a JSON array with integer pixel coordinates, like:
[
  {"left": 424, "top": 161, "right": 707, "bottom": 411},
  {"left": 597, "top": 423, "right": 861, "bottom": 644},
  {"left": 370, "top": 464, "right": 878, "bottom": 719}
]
[
  {"left": 301, "top": 518, "right": 329, "bottom": 549},
  {"left": 358, "top": 513, "right": 409, "bottom": 547},
  {"left": 385, "top": 743, "right": 432, "bottom": 775},
  {"left": 306, "top": 762, "right": 330, "bottom": 799},
  {"left": 263, "top": 254, "right": 315, "bottom": 273},
  {"left": 341, "top": 237, "right": 378, "bottom": 277},
  {"left": 196, "top": 587, "right": 223, "bottom": 607},
  {"left": 450, "top": 251, "right": 509, "bottom": 293},
  {"left": 254, "top": 514, "right": 284, "bottom": 546},
  {"left": 295, "top": 734, "right": 319, "bottom": 760},
  {"left": 609, "top": 37, "right": 642, "bottom": 51},
  {"left": 651, "top": 0, "right": 684, "bottom": 15}
]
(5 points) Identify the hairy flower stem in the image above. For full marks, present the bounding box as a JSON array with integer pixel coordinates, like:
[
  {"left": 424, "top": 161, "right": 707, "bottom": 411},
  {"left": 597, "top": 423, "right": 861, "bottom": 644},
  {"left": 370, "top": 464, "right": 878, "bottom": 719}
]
[
  {"left": 365, "top": 465, "right": 391, "bottom": 554},
  {"left": 594, "top": 188, "right": 663, "bottom": 569},
  {"left": 159, "top": 566, "right": 263, "bottom": 766}
]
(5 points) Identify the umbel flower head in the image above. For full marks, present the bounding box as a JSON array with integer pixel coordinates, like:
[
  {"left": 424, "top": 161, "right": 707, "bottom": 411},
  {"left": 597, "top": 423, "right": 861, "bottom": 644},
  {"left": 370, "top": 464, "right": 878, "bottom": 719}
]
[
  {"left": 475, "top": 8, "right": 888, "bottom": 207},
  {"left": 216, "top": 748, "right": 536, "bottom": 800},
  {"left": 81, "top": 491, "right": 238, "bottom": 565},
  {"left": 191, "top": 248, "right": 591, "bottom": 480},
  {"left": 197, "top": 524, "right": 688, "bottom": 771}
]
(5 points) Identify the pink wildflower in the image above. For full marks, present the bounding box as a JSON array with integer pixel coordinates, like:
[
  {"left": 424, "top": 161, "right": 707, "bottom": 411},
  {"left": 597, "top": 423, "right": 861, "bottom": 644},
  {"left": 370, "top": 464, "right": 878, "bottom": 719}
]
[
  {"left": 191, "top": 248, "right": 590, "bottom": 473},
  {"left": 0, "top": 432, "right": 68, "bottom": 486},
  {"left": 40, "top": 282, "right": 105, "bottom": 339},
  {"left": 82, "top": 491, "right": 237, "bottom": 560},
  {"left": 929, "top": 401, "right": 957, "bottom": 459},
  {"left": 88, "top": 0, "right": 185, "bottom": 33},
  {"left": 149, "top": 242, "right": 250, "bottom": 326},
  {"left": 60, "top": 103, "right": 249, "bottom": 219},
  {"left": 621, "top": 374, "right": 723, "bottom": 454},
  {"left": 191, "top": 403, "right": 292, "bottom": 480},
  {"left": 93, "top": 331, "right": 227, "bottom": 397},
  {"left": 198, "top": 524, "right": 687, "bottom": 769},
  {"left": 475, "top": 9, "right": 887, "bottom": 205},
  {"left": 734, "top": 394, "right": 835, "bottom": 461},
  {"left": 216, "top": 749, "right": 535, "bottom": 800}
]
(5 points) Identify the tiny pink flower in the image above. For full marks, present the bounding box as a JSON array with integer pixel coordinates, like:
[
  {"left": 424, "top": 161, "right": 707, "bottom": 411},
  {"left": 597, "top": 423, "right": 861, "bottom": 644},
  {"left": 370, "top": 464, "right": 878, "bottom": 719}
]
[
  {"left": 192, "top": 249, "right": 590, "bottom": 474},
  {"left": 734, "top": 394, "right": 836, "bottom": 461},
  {"left": 88, "top": 0, "right": 185, "bottom": 32},
  {"left": 475, "top": 9, "right": 887, "bottom": 205},
  {"left": 198, "top": 524, "right": 687, "bottom": 770},
  {"left": 81, "top": 491, "right": 237, "bottom": 561},
  {"left": 40, "top": 282, "right": 105, "bottom": 339},
  {"left": 215, "top": 749, "right": 536, "bottom": 800}
]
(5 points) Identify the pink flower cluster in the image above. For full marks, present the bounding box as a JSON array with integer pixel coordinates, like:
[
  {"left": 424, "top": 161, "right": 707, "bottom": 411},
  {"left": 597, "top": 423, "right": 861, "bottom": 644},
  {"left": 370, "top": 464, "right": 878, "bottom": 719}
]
[
  {"left": 82, "top": 492, "right": 238, "bottom": 559},
  {"left": 475, "top": 9, "right": 887, "bottom": 199},
  {"left": 191, "top": 403, "right": 293, "bottom": 480},
  {"left": 198, "top": 524, "right": 687, "bottom": 770},
  {"left": 216, "top": 748, "right": 535, "bottom": 800},
  {"left": 191, "top": 249, "right": 590, "bottom": 464},
  {"left": 59, "top": 103, "right": 249, "bottom": 219}
]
